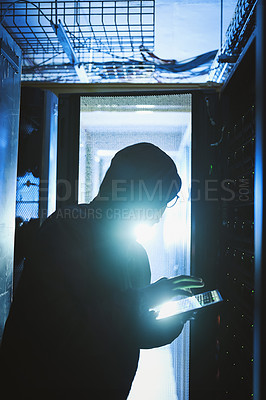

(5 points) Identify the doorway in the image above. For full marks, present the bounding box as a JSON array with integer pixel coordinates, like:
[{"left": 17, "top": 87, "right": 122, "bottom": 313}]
[{"left": 79, "top": 94, "right": 191, "bottom": 400}]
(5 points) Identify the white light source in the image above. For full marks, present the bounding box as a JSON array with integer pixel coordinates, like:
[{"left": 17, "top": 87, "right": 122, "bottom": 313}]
[
  {"left": 163, "top": 207, "right": 183, "bottom": 247},
  {"left": 134, "top": 223, "right": 156, "bottom": 245},
  {"left": 163, "top": 189, "right": 190, "bottom": 248},
  {"left": 135, "top": 111, "right": 153, "bottom": 114},
  {"left": 135, "top": 105, "right": 156, "bottom": 109},
  {"left": 152, "top": 301, "right": 180, "bottom": 320},
  {"left": 152, "top": 296, "right": 201, "bottom": 320}
]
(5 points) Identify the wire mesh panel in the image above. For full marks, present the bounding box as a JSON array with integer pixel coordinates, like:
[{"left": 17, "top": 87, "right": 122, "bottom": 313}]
[
  {"left": 209, "top": 0, "right": 257, "bottom": 84},
  {"left": 16, "top": 172, "right": 40, "bottom": 221},
  {"left": 0, "top": 0, "right": 155, "bottom": 82}
]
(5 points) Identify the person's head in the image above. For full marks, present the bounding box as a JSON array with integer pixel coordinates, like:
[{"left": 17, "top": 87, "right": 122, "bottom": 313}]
[{"left": 96, "top": 142, "right": 181, "bottom": 223}]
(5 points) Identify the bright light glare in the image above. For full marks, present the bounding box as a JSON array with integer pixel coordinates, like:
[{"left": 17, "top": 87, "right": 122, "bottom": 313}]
[
  {"left": 152, "top": 296, "right": 201, "bottom": 320},
  {"left": 134, "top": 223, "right": 156, "bottom": 245},
  {"left": 127, "top": 347, "right": 178, "bottom": 400},
  {"left": 163, "top": 201, "right": 188, "bottom": 247},
  {"left": 153, "top": 301, "right": 180, "bottom": 320},
  {"left": 135, "top": 105, "right": 155, "bottom": 109},
  {"left": 135, "top": 111, "right": 153, "bottom": 114}
]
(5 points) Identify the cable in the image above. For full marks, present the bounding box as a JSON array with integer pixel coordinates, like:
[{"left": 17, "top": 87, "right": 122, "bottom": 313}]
[
  {"left": 205, "top": 97, "right": 216, "bottom": 126},
  {"left": 205, "top": 97, "right": 225, "bottom": 147},
  {"left": 67, "top": 31, "right": 131, "bottom": 62},
  {"left": 139, "top": 48, "right": 218, "bottom": 72},
  {"left": 210, "top": 126, "right": 224, "bottom": 147}
]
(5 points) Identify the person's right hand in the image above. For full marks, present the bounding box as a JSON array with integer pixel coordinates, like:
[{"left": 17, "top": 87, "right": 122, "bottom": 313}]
[{"left": 142, "top": 275, "right": 204, "bottom": 308}]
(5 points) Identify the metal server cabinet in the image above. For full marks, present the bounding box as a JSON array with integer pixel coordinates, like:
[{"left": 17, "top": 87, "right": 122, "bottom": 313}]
[
  {"left": 190, "top": 38, "right": 255, "bottom": 400},
  {"left": 0, "top": 23, "right": 21, "bottom": 339},
  {"left": 217, "top": 42, "right": 255, "bottom": 400}
]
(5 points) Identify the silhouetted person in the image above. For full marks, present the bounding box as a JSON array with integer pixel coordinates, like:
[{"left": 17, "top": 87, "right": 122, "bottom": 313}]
[{"left": 0, "top": 143, "right": 203, "bottom": 399}]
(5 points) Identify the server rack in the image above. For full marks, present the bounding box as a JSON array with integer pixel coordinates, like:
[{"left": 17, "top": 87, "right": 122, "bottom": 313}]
[
  {"left": 217, "top": 42, "right": 255, "bottom": 400},
  {"left": 190, "top": 39, "right": 255, "bottom": 400}
]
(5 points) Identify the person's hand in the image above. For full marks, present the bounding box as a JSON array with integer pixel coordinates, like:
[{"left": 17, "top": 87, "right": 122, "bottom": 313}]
[
  {"left": 142, "top": 275, "right": 204, "bottom": 308},
  {"left": 168, "top": 275, "right": 204, "bottom": 296}
]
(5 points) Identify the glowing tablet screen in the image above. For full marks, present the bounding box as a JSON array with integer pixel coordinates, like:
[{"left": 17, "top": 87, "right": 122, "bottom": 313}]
[{"left": 152, "top": 290, "right": 223, "bottom": 320}]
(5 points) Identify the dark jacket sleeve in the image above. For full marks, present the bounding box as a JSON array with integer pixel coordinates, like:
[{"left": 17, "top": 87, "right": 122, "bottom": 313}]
[{"left": 16, "top": 212, "right": 184, "bottom": 353}]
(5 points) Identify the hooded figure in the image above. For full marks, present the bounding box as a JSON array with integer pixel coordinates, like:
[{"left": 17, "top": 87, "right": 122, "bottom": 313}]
[
  {"left": 98, "top": 142, "right": 181, "bottom": 205},
  {"left": 0, "top": 143, "right": 203, "bottom": 399}
]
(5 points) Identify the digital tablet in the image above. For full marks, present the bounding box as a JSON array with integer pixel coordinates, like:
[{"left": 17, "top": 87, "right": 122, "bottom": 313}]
[{"left": 151, "top": 289, "right": 223, "bottom": 320}]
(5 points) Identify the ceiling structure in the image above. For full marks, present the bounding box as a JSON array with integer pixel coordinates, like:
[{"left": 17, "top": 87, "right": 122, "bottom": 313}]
[{"left": 0, "top": 0, "right": 257, "bottom": 84}]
